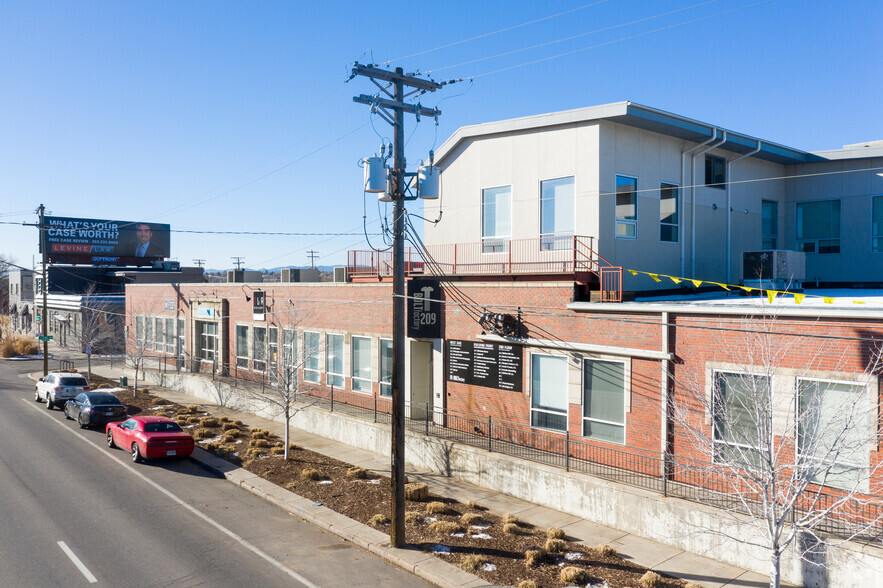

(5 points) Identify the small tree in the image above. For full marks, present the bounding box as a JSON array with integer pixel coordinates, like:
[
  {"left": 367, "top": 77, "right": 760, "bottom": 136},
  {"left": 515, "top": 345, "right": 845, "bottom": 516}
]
[
  {"left": 673, "top": 304, "right": 883, "bottom": 587},
  {"left": 126, "top": 308, "right": 155, "bottom": 398}
]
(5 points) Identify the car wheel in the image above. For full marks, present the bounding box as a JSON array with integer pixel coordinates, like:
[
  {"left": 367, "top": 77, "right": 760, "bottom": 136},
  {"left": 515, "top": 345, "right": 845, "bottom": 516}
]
[
  {"left": 45, "top": 395, "right": 53, "bottom": 410},
  {"left": 77, "top": 413, "right": 88, "bottom": 429},
  {"left": 35, "top": 388, "right": 40, "bottom": 402},
  {"left": 107, "top": 431, "right": 116, "bottom": 449},
  {"left": 64, "top": 408, "right": 72, "bottom": 420},
  {"left": 131, "top": 443, "right": 142, "bottom": 463}
]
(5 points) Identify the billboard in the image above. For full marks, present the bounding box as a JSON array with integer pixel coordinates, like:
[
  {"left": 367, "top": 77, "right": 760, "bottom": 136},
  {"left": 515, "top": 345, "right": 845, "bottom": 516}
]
[{"left": 43, "top": 217, "right": 171, "bottom": 265}]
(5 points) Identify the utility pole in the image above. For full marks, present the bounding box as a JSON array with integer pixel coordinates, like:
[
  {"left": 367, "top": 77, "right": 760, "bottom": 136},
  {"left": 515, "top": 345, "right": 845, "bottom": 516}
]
[
  {"left": 306, "top": 250, "right": 319, "bottom": 269},
  {"left": 231, "top": 256, "right": 244, "bottom": 270},
  {"left": 351, "top": 63, "right": 441, "bottom": 548},
  {"left": 192, "top": 259, "right": 205, "bottom": 268},
  {"left": 38, "top": 204, "right": 49, "bottom": 376}
]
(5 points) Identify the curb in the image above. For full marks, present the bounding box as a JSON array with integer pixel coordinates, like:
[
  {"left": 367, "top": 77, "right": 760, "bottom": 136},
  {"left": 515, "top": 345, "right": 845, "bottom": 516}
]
[{"left": 190, "top": 448, "right": 490, "bottom": 588}]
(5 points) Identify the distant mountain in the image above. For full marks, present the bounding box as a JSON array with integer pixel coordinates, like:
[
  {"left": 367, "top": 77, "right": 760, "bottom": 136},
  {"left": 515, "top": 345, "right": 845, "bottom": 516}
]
[{"left": 203, "top": 265, "right": 338, "bottom": 274}]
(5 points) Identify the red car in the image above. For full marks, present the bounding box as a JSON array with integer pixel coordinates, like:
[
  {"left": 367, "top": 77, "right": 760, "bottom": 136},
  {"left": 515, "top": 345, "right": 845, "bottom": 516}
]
[{"left": 106, "top": 417, "right": 195, "bottom": 463}]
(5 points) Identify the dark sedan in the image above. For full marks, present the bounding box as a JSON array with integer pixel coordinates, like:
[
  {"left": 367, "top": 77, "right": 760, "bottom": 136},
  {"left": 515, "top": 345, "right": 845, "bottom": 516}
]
[{"left": 64, "top": 392, "right": 128, "bottom": 429}]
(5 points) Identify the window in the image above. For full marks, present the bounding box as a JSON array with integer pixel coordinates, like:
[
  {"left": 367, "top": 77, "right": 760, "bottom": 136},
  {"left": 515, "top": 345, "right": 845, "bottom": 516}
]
[
  {"left": 268, "top": 327, "right": 279, "bottom": 380},
  {"left": 197, "top": 321, "right": 218, "bottom": 362},
  {"left": 530, "top": 354, "right": 568, "bottom": 432},
  {"left": 762, "top": 200, "right": 778, "bottom": 249},
  {"left": 145, "top": 317, "right": 154, "bottom": 349},
  {"left": 135, "top": 316, "right": 144, "bottom": 346},
  {"left": 326, "top": 333, "right": 344, "bottom": 388},
  {"left": 177, "top": 319, "right": 185, "bottom": 360},
  {"left": 582, "top": 359, "right": 626, "bottom": 444},
  {"left": 154, "top": 317, "right": 165, "bottom": 352},
  {"left": 282, "top": 329, "right": 297, "bottom": 385},
  {"left": 873, "top": 196, "right": 883, "bottom": 252},
  {"left": 540, "top": 176, "right": 574, "bottom": 250},
  {"left": 713, "top": 372, "right": 769, "bottom": 467},
  {"left": 659, "top": 183, "right": 679, "bottom": 243},
  {"left": 615, "top": 175, "right": 637, "bottom": 238},
  {"left": 705, "top": 155, "right": 725, "bottom": 188},
  {"left": 303, "top": 331, "right": 320, "bottom": 383},
  {"left": 482, "top": 186, "right": 511, "bottom": 253},
  {"left": 798, "top": 379, "right": 869, "bottom": 491},
  {"left": 253, "top": 326, "right": 266, "bottom": 372},
  {"left": 379, "top": 338, "right": 393, "bottom": 398},
  {"left": 351, "top": 336, "right": 372, "bottom": 394},
  {"left": 235, "top": 325, "right": 249, "bottom": 368},
  {"left": 797, "top": 200, "right": 840, "bottom": 253},
  {"left": 165, "top": 318, "right": 175, "bottom": 354}
]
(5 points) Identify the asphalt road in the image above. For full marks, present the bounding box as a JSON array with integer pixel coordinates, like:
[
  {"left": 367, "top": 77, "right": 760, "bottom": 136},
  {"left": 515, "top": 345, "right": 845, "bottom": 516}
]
[{"left": 0, "top": 357, "right": 432, "bottom": 587}]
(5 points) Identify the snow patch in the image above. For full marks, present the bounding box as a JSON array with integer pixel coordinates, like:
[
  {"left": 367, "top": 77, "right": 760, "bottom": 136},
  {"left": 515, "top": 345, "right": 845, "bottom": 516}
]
[
  {"left": 429, "top": 544, "right": 451, "bottom": 554},
  {"left": 450, "top": 532, "right": 465, "bottom": 537},
  {"left": 424, "top": 517, "right": 438, "bottom": 523},
  {"left": 480, "top": 563, "right": 496, "bottom": 572},
  {"left": 469, "top": 524, "right": 491, "bottom": 530},
  {"left": 564, "top": 551, "right": 583, "bottom": 560},
  {"left": 469, "top": 533, "right": 492, "bottom": 540},
  {"left": 318, "top": 480, "right": 333, "bottom": 484}
]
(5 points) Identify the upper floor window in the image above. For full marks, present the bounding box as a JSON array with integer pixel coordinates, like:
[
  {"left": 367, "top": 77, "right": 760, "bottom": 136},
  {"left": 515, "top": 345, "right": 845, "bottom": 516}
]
[
  {"left": 540, "top": 176, "right": 574, "bottom": 250},
  {"left": 235, "top": 325, "right": 249, "bottom": 368},
  {"left": 659, "top": 183, "right": 679, "bottom": 243},
  {"left": 482, "top": 186, "right": 511, "bottom": 253},
  {"left": 762, "top": 200, "right": 778, "bottom": 249},
  {"left": 873, "top": 196, "right": 883, "bottom": 252},
  {"left": 705, "top": 155, "right": 726, "bottom": 188},
  {"left": 797, "top": 200, "right": 840, "bottom": 254},
  {"left": 615, "top": 175, "right": 637, "bottom": 239}
]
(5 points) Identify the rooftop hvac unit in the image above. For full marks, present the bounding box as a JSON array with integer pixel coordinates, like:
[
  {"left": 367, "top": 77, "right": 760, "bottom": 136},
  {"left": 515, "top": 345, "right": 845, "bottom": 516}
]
[
  {"left": 742, "top": 250, "right": 805, "bottom": 290},
  {"left": 333, "top": 266, "right": 347, "bottom": 283},
  {"left": 281, "top": 268, "right": 300, "bottom": 282},
  {"left": 227, "top": 270, "right": 243, "bottom": 283}
]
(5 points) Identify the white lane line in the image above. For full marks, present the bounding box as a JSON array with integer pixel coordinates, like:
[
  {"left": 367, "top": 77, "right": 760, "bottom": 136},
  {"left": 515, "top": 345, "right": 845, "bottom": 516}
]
[
  {"left": 25, "top": 399, "right": 321, "bottom": 588},
  {"left": 58, "top": 541, "right": 98, "bottom": 583}
]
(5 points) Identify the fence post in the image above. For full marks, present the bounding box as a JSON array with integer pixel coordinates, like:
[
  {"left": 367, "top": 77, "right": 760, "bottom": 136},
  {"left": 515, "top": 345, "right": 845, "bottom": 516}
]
[
  {"left": 373, "top": 393, "right": 377, "bottom": 423},
  {"left": 487, "top": 415, "right": 492, "bottom": 453},
  {"left": 425, "top": 403, "right": 430, "bottom": 435},
  {"left": 330, "top": 385, "right": 334, "bottom": 412},
  {"left": 565, "top": 430, "right": 570, "bottom": 472}
]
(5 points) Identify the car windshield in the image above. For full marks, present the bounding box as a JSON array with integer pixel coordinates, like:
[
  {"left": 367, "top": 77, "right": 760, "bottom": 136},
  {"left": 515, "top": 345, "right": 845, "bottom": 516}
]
[
  {"left": 88, "top": 394, "right": 121, "bottom": 405},
  {"left": 144, "top": 422, "right": 184, "bottom": 433},
  {"left": 60, "top": 376, "right": 88, "bottom": 387}
]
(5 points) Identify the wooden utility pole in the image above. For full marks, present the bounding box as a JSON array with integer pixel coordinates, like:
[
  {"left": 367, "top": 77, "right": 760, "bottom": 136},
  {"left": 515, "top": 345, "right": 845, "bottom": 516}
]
[{"left": 38, "top": 204, "right": 49, "bottom": 376}]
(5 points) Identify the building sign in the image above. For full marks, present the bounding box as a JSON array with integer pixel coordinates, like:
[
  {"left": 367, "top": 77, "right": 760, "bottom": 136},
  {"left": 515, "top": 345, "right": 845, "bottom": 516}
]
[
  {"left": 164, "top": 299, "right": 175, "bottom": 311},
  {"left": 42, "top": 216, "right": 171, "bottom": 265},
  {"left": 407, "top": 278, "right": 441, "bottom": 339},
  {"left": 446, "top": 339, "right": 522, "bottom": 392},
  {"left": 253, "top": 291, "right": 266, "bottom": 321},
  {"left": 195, "top": 307, "right": 216, "bottom": 319}
]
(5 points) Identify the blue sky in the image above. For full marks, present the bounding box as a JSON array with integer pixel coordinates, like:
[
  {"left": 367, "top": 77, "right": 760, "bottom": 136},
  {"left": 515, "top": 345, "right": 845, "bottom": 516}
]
[{"left": 2, "top": 0, "right": 880, "bottom": 270}]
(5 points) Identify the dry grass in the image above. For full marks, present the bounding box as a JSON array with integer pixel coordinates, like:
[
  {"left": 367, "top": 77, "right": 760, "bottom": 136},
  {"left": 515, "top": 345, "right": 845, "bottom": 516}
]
[
  {"left": 404, "top": 482, "right": 429, "bottom": 501},
  {"left": 516, "top": 581, "right": 537, "bottom": 588},
  {"left": 465, "top": 500, "right": 481, "bottom": 510},
  {"left": 502, "top": 513, "right": 521, "bottom": 525},
  {"left": 221, "top": 422, "right": 239, "bottom": 431},
  {"left": 524, "top": 548, "right": 546, "bottom": 567},
  {"left": 503, "top": 523, "right": 523, "bottom": 535},
  {"left": 250, "top": 439, "right": 270, "bottom": 448},
  {"left": 370, "top": 514, "right": 390, "bottom": 526},
  {"left": 186, "top": 416, "right": 201, "bottom": 424},
  {"left": 270, "top": 447, "right": 285, "bottom": 456},
  {"left": 346, "top": 466, "right": 368, "bottom": 479},
  {"left": 96, "top": 383, "right": 111, "bottom": 389},
  {"left": 301, "top": 468, "right": 321, "bottom": 481},
  {"left": 251, "top": 430, "right": 269, "bottom": 440},
  {"left": 560, "top": 566, "right": 588, "bottom": 584},
  {"left": 461, "top": 512, "right": 485, "bottom": 526},
  {"left": 219, "top": 416, "right": 231, "bottom": 423},
  {"left": 289, "top": 444, "right": 299, "bottom": 452},
  {"left": 151, "top": 397, "right": 166, "bottom": 405},
  {"left": 200, "top": 417, "right": 220, "bottom": 428},
  {"left": 596, "top": 543, "right": 618, "bottom": 557},
  {"left": 684, "top": 583, "right": 704, "bottom": 588},
  {"left": 244, "top": 447, "right": 265, "bottom": 459},
  {"left": 425, "top": 501, "right": 449, "bottom": 515},
  {"left": 459, "top": 554, "right": 486, "bottom": 572},
  {"left": 639, "top": 571, "right": 664, "bottom": 587},
  {"left": 404, "top": 511, "right": 423, "bottom": 525},
  {"left": 546, "top": 527, "right": 566, "bottom": 540},
  {"left": 222, "top": 430, "right": 239, "bottom": 442},
  {"left": 544, "top": 538, "right": 566, "bottom": 553},
  {"left": 428, "top": 520, "right": 462, "bottom": 535},
  {"left": 193, "top": 428, "right": 214, "bottom": 440}
]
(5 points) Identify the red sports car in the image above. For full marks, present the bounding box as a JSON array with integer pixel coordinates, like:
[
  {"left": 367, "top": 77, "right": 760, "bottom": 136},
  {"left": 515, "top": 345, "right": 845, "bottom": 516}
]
[{"left": 106, "top": 417, "right": 195, "bottom": 463}]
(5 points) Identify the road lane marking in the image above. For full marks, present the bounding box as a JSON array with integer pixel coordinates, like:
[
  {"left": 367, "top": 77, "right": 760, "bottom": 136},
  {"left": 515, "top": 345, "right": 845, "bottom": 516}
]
[
  {"left": 58, "top": 541, "right": 97, "bottom": 583},
  {"left": 25, "top": 399, "right": 321, "bottom": 588}
]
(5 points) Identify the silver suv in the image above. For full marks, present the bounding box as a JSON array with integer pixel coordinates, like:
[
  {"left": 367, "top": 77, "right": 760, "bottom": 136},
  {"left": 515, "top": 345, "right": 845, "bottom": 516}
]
[{"left": 35, "top": 373, "right": 91, "bottom": 409}]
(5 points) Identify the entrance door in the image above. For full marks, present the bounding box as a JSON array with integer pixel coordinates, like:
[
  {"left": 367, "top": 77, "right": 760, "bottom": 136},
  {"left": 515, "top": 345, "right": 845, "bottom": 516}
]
[{"left": 409, "top": 340, "right": 433, "bottom": 420}]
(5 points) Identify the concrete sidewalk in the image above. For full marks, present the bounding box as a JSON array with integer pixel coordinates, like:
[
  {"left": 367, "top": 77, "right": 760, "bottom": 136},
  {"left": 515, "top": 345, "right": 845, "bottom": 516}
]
[{"left": 80, "top": 356, "right": 769, "bottom": 588}]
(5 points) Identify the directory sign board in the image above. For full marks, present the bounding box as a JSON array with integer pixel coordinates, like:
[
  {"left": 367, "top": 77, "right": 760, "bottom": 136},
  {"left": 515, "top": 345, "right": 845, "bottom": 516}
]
[
  {"left": 43, "top": 216, "right": 171, "bottom": 265},
  {"left": 446, "top": 339, "right": 522, "bottom": 392}
]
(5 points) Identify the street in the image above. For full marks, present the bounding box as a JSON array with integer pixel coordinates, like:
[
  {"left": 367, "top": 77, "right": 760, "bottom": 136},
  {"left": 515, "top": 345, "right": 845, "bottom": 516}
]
[{"left": 0, "top": 357, "right": 432, "bottom": 587}]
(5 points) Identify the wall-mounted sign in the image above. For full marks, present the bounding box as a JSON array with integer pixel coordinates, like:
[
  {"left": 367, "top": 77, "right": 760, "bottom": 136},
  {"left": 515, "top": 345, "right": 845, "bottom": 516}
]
[
  {"left": 407, "top": 278, "right": 441, "bottom": 339},
  {"left": 253, "top": 291, "right": 266, "bottom": 321},
  {"left": 164, "top": 299, "right": 175, "bottom": 311},
  {"left": 43, "top": 216, "right": 171, "bottom": 265},
  {"left": 446, "top": 339, "right": 522, "bottom": 392}
]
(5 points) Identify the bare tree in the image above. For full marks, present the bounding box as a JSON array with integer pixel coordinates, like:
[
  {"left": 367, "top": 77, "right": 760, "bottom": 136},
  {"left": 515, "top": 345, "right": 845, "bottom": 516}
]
[
  {"left": 0, "top": 253, "right": 13, "bottom": 315},
  {"left": 672, "top": 305, "right": 883, "bottom": 587},
  {"left": 71, "top": 284, "right": 124, "bottom": 356},
  {"left": 126, "top": 307, "right": 156, "bottom": 399}
]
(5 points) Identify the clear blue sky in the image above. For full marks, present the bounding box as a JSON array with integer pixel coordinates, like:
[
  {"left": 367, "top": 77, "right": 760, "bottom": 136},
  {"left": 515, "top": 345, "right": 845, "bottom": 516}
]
[{"left": 2, "top": 0, "right": 880, "bottom": 270}]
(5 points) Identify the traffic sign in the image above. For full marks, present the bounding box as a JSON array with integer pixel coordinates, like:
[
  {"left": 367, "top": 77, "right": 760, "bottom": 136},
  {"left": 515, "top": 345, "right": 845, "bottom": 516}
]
[{"left": 38, "top": 335, "right": 53, "bottom": 342}]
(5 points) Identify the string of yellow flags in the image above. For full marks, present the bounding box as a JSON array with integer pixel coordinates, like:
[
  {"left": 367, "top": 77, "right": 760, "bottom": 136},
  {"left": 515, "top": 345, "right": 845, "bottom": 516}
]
[{"left": 625, "top": 269, "right": 870, "bottom": 306}]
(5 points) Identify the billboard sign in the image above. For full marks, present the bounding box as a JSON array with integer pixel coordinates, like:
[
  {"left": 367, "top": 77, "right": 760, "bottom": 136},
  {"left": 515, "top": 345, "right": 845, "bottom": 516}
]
[{"left": 43, "top": 216, "right": 171, "bottom": 265}]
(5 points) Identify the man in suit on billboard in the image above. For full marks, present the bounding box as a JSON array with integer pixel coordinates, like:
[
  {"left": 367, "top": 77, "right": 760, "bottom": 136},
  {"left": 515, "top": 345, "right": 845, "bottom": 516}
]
[{"left": 133, "top": 223, "right": 166, "bottom": 258}]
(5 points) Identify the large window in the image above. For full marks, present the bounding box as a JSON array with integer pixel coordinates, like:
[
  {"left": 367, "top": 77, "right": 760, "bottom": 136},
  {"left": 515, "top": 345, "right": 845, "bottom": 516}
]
[
  {"left": 253, "top": 326, "right": 267, "bottom": 372},
  {"left": 268, "top": 327, "right": 278, "bottom": 382},
  {"left": 798, "top": 379, "right": 869, "bottom": 491},
  {"left": 197, "top": 321, "right": 218, "bottom": 362},
  {"left": 135, "top": 316, "right": 144, "bottom": 346},
  {"left": 303, "top": 332, "right": 320, "bottom": 383},
  {"left": 326, "top": 333, "right": 344, "bottom": 388},
  {"left": 615, "top": 175, "right": 637, "bottom": 239},
  {"left": 540, "top": 176, "right": 574, "bottom": 250},
  {"left": 154, "top": 317, "right": 165, "bottom": 352},
  {"left": 482, "top": 186, "right": 511, "bottom": 253},
  {"left": 705, "top": 155, "right": 725, "bottom": 188},
  {"left": 177, "top": 319, "right": 185, "bottom": 361},
  {"left": 235, "top": 325, "right": 249, "bottom": 368},
  {"left": 659, "top": 183, "right": 679, "bottom": 243},
  {"left": 582, "top": 359, "right": 626, "bottom": 444},
  {"left": 873, "top": 196, "right": 883, "bottom": 252},
  {"left": 281, "top": 329, "right": 297, "bottom": 385},
  {"left": 713, "top": 372, "right": 769, "bottom": 467},
  {"left": 379, "top": 338, "right": 393, "bottom": 398},
  {"left": 351, "top": 336, "right": 372, "bottom": 394},
  {"left": 762, "top": 200, "right": 778, "bottom": 249},
  {"left": 797, "top": 200, "right": 840, "bottom": 254},
  {"left": 165, "top": 318, "right": 175, "bottom": 354},
  {"left": 530, "top": 354, "right": 568, "bottom": 432}
]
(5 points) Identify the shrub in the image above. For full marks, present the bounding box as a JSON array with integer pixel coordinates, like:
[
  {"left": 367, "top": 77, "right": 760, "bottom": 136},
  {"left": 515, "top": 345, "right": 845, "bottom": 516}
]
[
  {"left": 251, "top": 430, "right": 269, "bottom": 440},
  {"left": 193, "top": 428, "right": 213, "bottom": 440},
  {"left": 461, "top": 512, "right": 485, "bottom": 526},
  {"left": 221, "top": 422, "right": 239, "bottom": 431},
  {"left": 503, "top": 523, "right": 523, "bottom": 535},
  {"left": 301, "top": 468, "right": 321, "bottom": 481},
  {"left": 517, "top": 581, "right": 537, "bottom": 588},
  {"left": 233, "top": 420, "right": 244, "bottom": 427},
  {"left": 560, "top": 566, "right": 588, "bottom": 584},
  {"left": 219, "top": 416, "right": 231, "bottom": 423},
  {"left": 404, "top": 482, "right": 429, "bottom": 501},
  {"left": 138, "top": 388, "right": 149, "bottom": 395},
  {"left": 96, "top": 383, "right": 111, "bottom": 389},
  {"left": 0, "top": 338, "right": 14, "bottom": 358},
  {"left": 546, "top": 527, "right": 566, "bottom": 540},
  {"left": 184, "top": 405, "right": 200, "bottom": 413},
  {"left": 459, "top": 554, "right": 485, "bottom": 572},
  {"left": 222, "top": 430, "right": 239, "bottom": 442},
  {"left": 187, "top": 416, "right": 201, "bottom": 424},
  {"left": 425, "top": 501, "right": 448, "bottom": 515},
  {"left": 370, "top": 514, "right": 390, "bottom": 526},
  {"left": 502, "top": 513, "right": 521, "bottom": 525},
  {"left": 204, "top": 441, "right": 221, "bottom": 452},
  {"left": 199, "top": 417, "right": 220, "bottom": 428},
  {"left": 151, "top": 397, "right": 166, "bottom": 405},
  {"left": 288, "top": 444, "right": 298, "bottom": 452},
  {"left": 465, "top": 500, "right": 481, "bottom": 510},
  {"left": 244, "top": 447, "right": 265, "bottom": 459},
  {"left": 684, "top": 583, "right": 704, "bottom": 588},
  {"left": 250, "top": 439, "right": 270, "bottom": 448},
  {"left": 428, "top": 520, "right": 462, "bottom": 535},
  {"left": 639, "top": 571, "right": 664, "bottom": 588},
  {"left": 544, "top": 538, "right": 566, "bottom": 553},
  {"left": 404, "top": 511, "right": 423, "bottom": 525},
  {"left": 271, "top": 447, "right": 285, "bottom": 456},
  {"left": 13, "top": 337, "right": 39, "bottom": 356},
  {"left": 524, "top": 548, "right": 546, "bottom": 567},
  {"left": 346, "top": 466, "right": 368, "bottom": 479},
  {"left": 596, "top": 544, "right": 618, "bottom": 558}
]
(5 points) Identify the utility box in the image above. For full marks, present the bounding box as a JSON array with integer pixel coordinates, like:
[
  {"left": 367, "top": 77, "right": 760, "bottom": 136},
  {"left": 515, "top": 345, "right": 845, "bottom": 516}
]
[
  {"left": 281, "top": 268, "right": 320, "bottom": 282},
  {"left": 743, "top": 250, "right": 805, "bottom": 290},
  {"left": 334, "top": 267, "right": 347, "bottom": 283}
]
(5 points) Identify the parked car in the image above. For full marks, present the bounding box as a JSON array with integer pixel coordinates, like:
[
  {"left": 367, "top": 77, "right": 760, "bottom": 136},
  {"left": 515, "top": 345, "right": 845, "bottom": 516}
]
[
  {"left": 64, "top": 392, "right": 128, "bottom": 429},
  {"left": 35, "top": 373, "right": 90, "bottom": 409},
  {"left": 106, "top": 417, "right": 195, "bottom": 463}
]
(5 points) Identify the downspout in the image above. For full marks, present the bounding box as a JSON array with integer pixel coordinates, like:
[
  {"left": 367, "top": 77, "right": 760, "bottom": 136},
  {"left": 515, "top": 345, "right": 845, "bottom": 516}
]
[
  {"left": 660, "top": 311, "right": 671, "bottom": 488},
  {"left": 725, "top": 140, "right": 762, "bottom": 285},
  {"left": 680, "top": 129, "right": 722, "bottom": 277},
  {"left": 690, "top": 130, "right": 727, "bottom": 278}
]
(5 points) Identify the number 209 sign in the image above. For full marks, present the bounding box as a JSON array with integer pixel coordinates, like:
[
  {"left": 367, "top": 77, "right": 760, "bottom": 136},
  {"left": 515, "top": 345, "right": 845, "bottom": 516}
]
[{"left": 407, "top": 279, "right": 441, "bottom": 339}]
